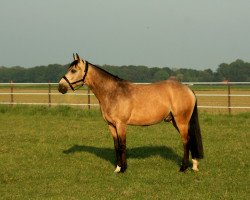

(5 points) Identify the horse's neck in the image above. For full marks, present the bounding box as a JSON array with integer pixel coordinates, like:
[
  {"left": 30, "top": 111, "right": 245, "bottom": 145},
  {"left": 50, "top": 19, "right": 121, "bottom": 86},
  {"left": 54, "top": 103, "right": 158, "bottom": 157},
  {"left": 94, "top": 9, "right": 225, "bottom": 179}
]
[{"left": 86, "top": 65, "right": 118, "bottom": 101}]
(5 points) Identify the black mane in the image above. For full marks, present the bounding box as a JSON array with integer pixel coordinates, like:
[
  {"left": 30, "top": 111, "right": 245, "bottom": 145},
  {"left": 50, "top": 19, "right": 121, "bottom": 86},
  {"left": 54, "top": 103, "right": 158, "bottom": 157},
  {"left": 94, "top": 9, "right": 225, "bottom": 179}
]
[
  {"left": 69, "top": 59, "right": 124, "bottom": 81},
  {"left": 90, "top": 63, "right": 124, "bottom": 82}
]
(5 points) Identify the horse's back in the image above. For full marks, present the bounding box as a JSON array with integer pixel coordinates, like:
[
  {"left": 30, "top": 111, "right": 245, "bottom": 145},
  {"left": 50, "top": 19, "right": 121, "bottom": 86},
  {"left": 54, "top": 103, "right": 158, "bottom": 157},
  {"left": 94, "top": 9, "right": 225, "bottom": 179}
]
[{"left": 130, "top": 79, "right": 194, "bottom": 102}]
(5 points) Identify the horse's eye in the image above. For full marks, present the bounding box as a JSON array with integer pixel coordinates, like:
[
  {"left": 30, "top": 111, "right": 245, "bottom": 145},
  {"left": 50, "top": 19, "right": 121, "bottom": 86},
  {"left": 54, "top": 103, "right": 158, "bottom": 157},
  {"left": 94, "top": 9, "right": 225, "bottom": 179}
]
[{"left": 71, "top": 69, "right": 77, "bottom": 73}]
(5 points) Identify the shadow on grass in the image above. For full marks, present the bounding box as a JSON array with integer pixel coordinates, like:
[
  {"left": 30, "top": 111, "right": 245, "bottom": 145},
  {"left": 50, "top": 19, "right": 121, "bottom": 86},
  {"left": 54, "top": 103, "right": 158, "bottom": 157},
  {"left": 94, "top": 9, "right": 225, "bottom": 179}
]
[{"left": 63, "top": 145, "right": 182, "bottom": 167}]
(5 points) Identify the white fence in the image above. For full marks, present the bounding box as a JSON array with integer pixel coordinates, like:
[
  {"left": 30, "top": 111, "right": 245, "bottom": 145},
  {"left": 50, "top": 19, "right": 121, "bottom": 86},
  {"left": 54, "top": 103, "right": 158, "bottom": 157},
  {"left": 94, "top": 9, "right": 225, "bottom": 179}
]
[{"left": 0, "top": 82, "right": 250, "bottom": 114}]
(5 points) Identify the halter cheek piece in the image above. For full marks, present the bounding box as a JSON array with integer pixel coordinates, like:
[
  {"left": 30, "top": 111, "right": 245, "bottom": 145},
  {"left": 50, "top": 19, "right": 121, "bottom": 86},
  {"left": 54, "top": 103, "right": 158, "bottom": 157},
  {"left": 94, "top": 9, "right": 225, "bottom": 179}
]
[{"left": 62, "top": 61, "right": 89, "bottom": 91}]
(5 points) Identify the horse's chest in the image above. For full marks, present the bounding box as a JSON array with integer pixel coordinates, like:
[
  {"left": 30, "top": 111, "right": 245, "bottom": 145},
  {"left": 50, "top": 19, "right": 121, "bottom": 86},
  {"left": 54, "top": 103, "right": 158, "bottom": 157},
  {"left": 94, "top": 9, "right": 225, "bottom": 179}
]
[{"left": 99, "top": 105, "right": 116, "bottom": 124}]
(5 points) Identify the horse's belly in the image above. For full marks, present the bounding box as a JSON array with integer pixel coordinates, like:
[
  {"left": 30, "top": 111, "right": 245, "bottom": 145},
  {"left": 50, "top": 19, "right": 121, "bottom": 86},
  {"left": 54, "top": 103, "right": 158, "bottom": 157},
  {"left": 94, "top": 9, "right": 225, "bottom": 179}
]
[{"left": 128, "top": 106, "right": 169, "bottom": 125}]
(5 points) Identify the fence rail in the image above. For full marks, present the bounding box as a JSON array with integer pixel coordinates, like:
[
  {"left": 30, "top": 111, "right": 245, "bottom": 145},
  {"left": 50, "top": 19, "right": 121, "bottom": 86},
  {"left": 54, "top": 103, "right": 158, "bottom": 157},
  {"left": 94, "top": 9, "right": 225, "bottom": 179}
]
[{"left": 1, "top": 82, "right": 250, "bottom": 114}]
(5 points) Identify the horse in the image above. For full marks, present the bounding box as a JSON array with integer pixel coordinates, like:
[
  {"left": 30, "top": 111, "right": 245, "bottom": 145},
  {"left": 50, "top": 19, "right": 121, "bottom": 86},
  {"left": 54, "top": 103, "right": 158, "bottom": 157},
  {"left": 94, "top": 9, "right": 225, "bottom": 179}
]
[{"left": 58, "top": 53, "right": 204, "bottom": 173}]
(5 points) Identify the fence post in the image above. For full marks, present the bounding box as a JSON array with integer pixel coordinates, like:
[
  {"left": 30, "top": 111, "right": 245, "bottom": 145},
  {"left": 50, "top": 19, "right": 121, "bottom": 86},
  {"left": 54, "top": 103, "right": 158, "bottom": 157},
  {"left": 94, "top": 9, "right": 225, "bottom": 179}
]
[
  {"left": 87, "top": 87, "right": 90, "bottom": 110},
  {"left": 227, "top": 81, "right": 231, "bottom": 115},
  {"left": 10, "top": 80, "right": 14, "bottom": 105},
  {"left": 48, "top": 80, "right": 51, "bottom": 107}
]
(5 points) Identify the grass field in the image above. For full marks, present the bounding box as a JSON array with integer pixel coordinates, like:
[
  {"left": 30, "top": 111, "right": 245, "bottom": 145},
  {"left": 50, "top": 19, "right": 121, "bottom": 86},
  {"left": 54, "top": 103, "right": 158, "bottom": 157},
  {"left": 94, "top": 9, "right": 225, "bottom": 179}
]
[{"left": 0, "top": 105, "right": 249, "bottom": 199}]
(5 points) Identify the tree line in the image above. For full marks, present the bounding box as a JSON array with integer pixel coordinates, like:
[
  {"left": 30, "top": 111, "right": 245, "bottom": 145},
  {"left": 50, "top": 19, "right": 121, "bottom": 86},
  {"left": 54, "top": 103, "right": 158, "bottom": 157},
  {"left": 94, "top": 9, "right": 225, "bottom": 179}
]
[{"left": 0, "top": 59, "right": 249, "bottom": 83}]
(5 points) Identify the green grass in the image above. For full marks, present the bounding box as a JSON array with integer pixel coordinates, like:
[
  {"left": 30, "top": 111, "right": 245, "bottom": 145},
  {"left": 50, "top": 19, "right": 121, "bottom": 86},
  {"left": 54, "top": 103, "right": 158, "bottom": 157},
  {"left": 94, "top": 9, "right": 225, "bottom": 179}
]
[{"left": 0, "top": 105, "right": 249, "bottom": 199}]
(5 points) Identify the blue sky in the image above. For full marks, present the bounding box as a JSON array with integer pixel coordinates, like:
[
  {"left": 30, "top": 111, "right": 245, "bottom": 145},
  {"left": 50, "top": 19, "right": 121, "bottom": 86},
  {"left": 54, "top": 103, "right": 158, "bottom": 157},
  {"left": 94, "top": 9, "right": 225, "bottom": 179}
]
[{"left": 0, "top": 0, "right": 250, "bottom": 69}]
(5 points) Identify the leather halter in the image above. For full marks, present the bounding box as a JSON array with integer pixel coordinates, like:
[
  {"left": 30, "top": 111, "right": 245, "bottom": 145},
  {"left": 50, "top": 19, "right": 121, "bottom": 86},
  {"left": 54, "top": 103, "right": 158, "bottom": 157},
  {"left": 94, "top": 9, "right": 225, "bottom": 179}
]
[{"left": 62, "top": 60, "right": 89, "bottom": 91}]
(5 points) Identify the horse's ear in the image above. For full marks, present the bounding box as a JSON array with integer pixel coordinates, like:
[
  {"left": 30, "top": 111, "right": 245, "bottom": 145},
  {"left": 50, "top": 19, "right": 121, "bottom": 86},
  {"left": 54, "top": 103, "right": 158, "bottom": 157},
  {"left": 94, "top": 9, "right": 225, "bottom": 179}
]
[
  {"left": 73, "top": 53, "right": 77, "bottom": 61},
  {"left": 76, "top": 53, "right": 81, "bottom": 61}
]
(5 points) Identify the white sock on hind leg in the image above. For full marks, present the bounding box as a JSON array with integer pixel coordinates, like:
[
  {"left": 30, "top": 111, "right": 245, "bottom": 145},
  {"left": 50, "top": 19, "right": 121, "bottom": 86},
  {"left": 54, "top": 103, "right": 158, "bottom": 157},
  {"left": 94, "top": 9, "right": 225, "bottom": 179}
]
[{"left": 192, "top": 159, "right": 199, "bottom": 171}]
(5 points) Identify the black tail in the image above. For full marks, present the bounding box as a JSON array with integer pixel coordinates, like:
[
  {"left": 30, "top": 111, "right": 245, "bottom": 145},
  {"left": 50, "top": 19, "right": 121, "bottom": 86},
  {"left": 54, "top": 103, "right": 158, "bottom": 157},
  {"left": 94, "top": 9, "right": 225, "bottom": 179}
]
[{"left": 188, "top": 100, "right": 204, "bottom": 159}]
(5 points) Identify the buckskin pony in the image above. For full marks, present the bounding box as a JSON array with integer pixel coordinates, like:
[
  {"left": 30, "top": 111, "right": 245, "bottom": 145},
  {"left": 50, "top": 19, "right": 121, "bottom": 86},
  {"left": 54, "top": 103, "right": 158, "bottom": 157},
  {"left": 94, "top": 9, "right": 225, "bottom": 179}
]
[{"left": 58, "top": 53, "right": 204, "bottom": 173}]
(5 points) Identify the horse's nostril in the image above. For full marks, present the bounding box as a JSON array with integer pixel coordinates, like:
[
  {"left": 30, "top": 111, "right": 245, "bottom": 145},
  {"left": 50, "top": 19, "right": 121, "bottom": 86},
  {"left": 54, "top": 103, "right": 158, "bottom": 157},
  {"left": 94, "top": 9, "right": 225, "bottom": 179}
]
[{"left": 58, "top": 84, "right": 68, "bottom": 94}]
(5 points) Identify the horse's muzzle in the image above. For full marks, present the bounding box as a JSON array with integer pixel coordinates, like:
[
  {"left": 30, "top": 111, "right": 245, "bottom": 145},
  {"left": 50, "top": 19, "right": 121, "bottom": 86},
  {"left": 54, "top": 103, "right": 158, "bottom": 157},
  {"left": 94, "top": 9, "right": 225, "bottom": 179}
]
[{"left": 58, "top": 83, "right": 68, "bottom": 94}]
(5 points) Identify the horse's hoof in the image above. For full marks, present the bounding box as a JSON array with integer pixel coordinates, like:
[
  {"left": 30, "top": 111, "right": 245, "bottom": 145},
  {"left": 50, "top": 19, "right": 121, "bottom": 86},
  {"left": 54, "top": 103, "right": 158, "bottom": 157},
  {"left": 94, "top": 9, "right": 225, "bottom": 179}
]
[
  {"left": 114, "top": 165, "right": 121, "bottom": 173},
  {"left": 120, "top": 166, "right": 127, "bottom": 173},
  {"left": 192, "top": 167, "right": 199, "bottom": 172},
  {"left": 179, "top": 165, "right": 188, "bottom": 172}
]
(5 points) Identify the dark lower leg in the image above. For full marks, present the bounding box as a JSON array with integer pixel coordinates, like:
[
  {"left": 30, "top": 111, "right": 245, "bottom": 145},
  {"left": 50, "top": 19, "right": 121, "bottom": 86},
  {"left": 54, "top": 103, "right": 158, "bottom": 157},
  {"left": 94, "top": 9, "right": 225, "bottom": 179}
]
[
  {"left": 119, "top": 143, "right": 127, "bottom": 172},
  {"left": 180, "top": 141, "right": 190, "bottom": 172},
  {"left": 109, "top": 124, "right": 122, "bottom": 169},
  {"left": 113, "top": 139, "right": 121, "bottom": 167}
]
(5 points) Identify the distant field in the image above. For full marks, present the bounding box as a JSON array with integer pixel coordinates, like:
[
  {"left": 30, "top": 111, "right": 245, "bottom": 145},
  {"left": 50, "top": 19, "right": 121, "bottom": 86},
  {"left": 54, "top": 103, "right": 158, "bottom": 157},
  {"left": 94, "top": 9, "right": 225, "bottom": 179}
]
[
  {"left": 0, "top": 84, "right": 250, "bottom": 113},
  {"left": 0, "top": 105, "right": 249, "bottom": 199}
]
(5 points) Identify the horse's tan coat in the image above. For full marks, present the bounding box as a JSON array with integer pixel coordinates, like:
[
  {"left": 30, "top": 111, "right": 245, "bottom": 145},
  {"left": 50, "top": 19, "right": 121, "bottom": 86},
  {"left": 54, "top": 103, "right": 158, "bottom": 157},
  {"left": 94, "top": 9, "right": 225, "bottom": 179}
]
[{"left": 58, "top": 54, "right": 202, "bottom": 172}]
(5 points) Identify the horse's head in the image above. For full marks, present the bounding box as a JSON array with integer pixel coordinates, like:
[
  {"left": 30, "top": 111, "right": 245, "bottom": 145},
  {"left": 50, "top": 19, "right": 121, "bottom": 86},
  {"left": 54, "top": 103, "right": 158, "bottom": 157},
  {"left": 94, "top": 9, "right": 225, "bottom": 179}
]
[{"left": 58, "top": 53, "right": 88, "bottom": 94}]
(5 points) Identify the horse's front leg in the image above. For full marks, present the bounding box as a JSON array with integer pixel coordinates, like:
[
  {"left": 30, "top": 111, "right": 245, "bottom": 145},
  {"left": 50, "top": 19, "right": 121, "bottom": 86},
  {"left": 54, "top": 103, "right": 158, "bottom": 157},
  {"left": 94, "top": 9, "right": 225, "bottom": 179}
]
[
  {"left": 108, "top": 123, "right": 127, "bottom": 173},
  {"left": 117, "top": 122, "right": 127, "bottom": 172},
  {"left": 108, "top": 124, "right": 121, "bottom": 172}
]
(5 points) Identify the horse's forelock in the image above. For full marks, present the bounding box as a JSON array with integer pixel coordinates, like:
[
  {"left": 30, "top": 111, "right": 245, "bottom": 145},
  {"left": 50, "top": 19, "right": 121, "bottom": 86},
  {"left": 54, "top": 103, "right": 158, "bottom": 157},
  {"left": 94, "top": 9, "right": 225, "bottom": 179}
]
[
  {"left": 69, "top": 60, "right": 79, "bottom": 68},
  {"left": 69, "top": 59, "right": 86, "bottom": 68}
]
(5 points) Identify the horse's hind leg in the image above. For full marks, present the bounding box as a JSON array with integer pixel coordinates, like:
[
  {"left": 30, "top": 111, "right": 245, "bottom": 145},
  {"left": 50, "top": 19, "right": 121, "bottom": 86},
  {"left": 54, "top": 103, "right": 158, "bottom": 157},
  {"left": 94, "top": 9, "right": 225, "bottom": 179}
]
[
  {"left": 171, "top": 117, "right": 190, "bottom": 172},
  {"left": 179, "top": 124, "right": 190, "bottom": 172}
]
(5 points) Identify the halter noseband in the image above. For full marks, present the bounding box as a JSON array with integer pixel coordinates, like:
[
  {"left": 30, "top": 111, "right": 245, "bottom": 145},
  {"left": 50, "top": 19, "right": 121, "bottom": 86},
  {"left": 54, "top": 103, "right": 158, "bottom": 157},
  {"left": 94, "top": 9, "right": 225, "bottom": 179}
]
[{"left": 62, "top": 60, "right": 89, "bottom": 91}]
